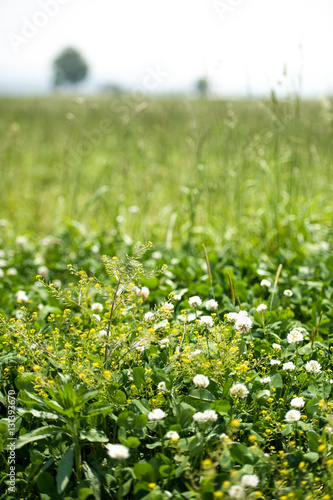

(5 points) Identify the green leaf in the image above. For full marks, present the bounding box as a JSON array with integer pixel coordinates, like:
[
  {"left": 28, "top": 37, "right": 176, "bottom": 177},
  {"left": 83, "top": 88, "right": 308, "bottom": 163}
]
[
  {"left": 29, "top": 409, "right": 61, "bottom": 420},
  {"left": 77, "top": 488, "right": 95, "bottom": 500},
  {"left": 80, "top": 429, "right": 108, "bottom": 442},
  {"left": 56, "top": 445, "right": 74, "bottom": 494},
  {"left": 111, "top": 390, "right": 127, "bottom": 405},
  {"left": 82, "top": 462, "right": 101, "bottom": 500},
  {"left": 133, "top": 367, "right": 146, "bottom": 389},
  {"left": 37, "top": 471, "right": 55, "bottom": 493},
  {"left": 133, "top": 462, "right": 155, "bottom": 482},
  {"left": 229, "top": 443, "right": 254, "bottom": 465},
  {"left": 188, "top": 434, "right": 204, "bottom": 457},
  {"left": 125, "top": 436, "right": 141, "bottom": 448},
  {"left": 307, "top": 431, "right": 320, "bottom": 452},
  {"left": 211, "top": 400, "right": 231, "bottom": 414},
  {"left": 84, "top": 403, "right": 114, "bottom": 418},
  {"left": 16, "top": 425, "right": 62, "bottom": 449},
  {"left": 188, "top": 389, "right": 215, "bottom": 401},
  {"left": 303, "top": 452, "right": 320, "bottom": 463},
  {"left": 270, "top": 374, "right": 283, "bottom": 389}
]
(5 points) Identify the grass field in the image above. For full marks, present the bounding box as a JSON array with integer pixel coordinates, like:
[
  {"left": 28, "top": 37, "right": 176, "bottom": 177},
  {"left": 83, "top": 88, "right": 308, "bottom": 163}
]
[
  {"left": 1, "top": 96, "right": 332, "bottom": 250},
  {"left": 0, "top": 95, "right": 333, "bottom": 500}
]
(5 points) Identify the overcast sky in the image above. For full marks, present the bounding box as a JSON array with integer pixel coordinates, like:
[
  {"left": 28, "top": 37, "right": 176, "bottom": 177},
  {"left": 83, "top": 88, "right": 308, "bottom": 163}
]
[{"left": 0, "top": 0, "right": 332, "bottom": 96}]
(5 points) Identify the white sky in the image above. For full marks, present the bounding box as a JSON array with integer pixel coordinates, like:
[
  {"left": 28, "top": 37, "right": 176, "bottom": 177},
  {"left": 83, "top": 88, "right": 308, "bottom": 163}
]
[{"left": 0, "top": 0, "right": 332, "bottom": 96}]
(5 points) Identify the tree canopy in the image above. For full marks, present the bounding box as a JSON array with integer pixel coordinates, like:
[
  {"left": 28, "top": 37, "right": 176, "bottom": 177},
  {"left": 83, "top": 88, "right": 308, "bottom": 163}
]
[{"left": 53, "top": 47, "right": 88, "bottom": 87}]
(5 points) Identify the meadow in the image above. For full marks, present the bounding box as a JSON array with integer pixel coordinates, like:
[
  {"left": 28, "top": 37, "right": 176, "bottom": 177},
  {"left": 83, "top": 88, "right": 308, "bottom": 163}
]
[{"left": 0, "top": 95, "right": 333, "bottom": 500}]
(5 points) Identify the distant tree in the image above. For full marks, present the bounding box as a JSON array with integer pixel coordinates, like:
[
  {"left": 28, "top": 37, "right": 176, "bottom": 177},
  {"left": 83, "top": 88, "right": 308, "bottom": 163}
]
[
  {"left": 53, "top": 47, "right": 88, "bottom": 88},
  {"left": 196, "top": 77, "right": 209, "bottom": 98}
]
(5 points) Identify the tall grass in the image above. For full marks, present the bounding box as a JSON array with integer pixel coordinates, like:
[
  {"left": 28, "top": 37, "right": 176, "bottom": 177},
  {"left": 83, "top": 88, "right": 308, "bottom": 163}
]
[{"left": 0, "top": 95, "right": 332, "bottom": 251}]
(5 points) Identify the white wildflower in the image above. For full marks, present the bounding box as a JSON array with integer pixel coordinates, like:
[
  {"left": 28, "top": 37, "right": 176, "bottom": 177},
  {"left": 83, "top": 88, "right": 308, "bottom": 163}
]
[
  {"left": 226, "top": 312, "right": 239, "bottom": 323},
  {"left": 159, "top": 338, "right": 170, "bottom": 349},
  {"left": 287, "top": 329, "right": 304, "bottom": 344},
  {"left": 272, "top": 343, "right": 281, "bottom": 350},
  {"left": 188, "top": 296, "right": 202, "bottom": 308},
  {"left": 290, "top": 397, "right": 305, "bottom": 409},
  {"left": 7, "top": 267, "right": 18, "bottom": 275},
  {"left": 138, "top": 287, "right": 150, "bottom": 299},
  {"left": 256, "top": 304, "right": 267, "bottom": 313},
  {"left": 165, "top": 431, "right": 179, "bottom": 441},
  {"left": 37, "top": 266, "right": 49, "bottom": 277},
  {"left": 259, "top": 377, "right": 271, "bottom": 384},
  {"left": 148, "top": 409, "right": 166, "bottom": 421},
  {"left": 16, "top": 236, "right": 27, "bottom": 245},
  {"left": 206, "top": 299, "right": 218, "bottom": 311},
  {"left": 260, "top": 279, "right": 271, "bottom": 287},
  {"left": 193, "top": 374, "right": 209, "bottom": 388},
  {"left": 92, "top": 314, "right": 101, "bottom": 322},
  {"left": 199, "top": 316, "right": 214, "bottom": 328},
  {"left": 241, "top": 474, "right": 260, "bottom": 488},
  {"left": 0, "top": 259, "right": 7, "bottom": 267},
  {"left": 230, "top": 383, "right": 249, "bottom": 399},
  {"left": 144, "top": 311, "right": 154, "bottom": 322},
  {"left": 193, "top": 410, "right": 217, "bottom": 423},
  {"left": 0, "top": 269, "right": 4, "bottom": 278},
  {"left": 157, "top": 382, "right": 167, "bottom": 392},
  {"left": 285, "top": 409, "right": 301, "bottom": 423},
  {"left": 283, "top": 362, "right": 296, "bottom": 371},
  {"left": 106, "top": 444, "right": 130, "bottom": 460},
  {"left": 234, "top": 315, "right": 252, "bottom": 333},
  {"left": 284, "top": 289, "right": 293, "bottom": 297},
  {"left": 229, "top": 485, "right": 245, "bottom": 499},
  {"left": 270, "top": 359, "right": 281, "bottom": 365},
  {"left": 162, "top": 302, "right": 174, "bottom": 312},
  {"left": 99, "top": 329, "right": 107, "bottom": 337},
  {"left": 16, "top": 290, "right": 29, "bottom": 303},
  {"left": 91, "top": 302, "right": 103, "bottom": 312},
  {"left": 305, "top": 360, "right": 321, "bottom": 373}
]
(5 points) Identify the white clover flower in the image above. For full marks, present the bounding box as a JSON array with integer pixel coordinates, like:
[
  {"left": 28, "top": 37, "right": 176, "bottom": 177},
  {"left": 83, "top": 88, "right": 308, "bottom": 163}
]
[
  {"left": 193, "top": 374, "right": 209, "bottom": 388},
  {"left": 229, "top": 485, "right": 245, "bottom": 499},
  {"left": 234, "top": 316, "right": 252, "bottom": 333},
  {"left": 283, "top": 362, "right": 296, "bottom": 371},
  {"left": 138, "top": 287, "right": 150, "bottom": 299},
  {"left": 226, "top": 312, "right": 239, "bottom": 323},
  {"left": 159, "top": 338, "right": 170, "bottom": 349},
  {"left": 129, "top": 205, "right": 140, "bottom": 214},
  {"left": 0, "top": 250, "right": 5, "bottom": 258},
  {"left": 193, "top": 410, "right": 217, "bottom": 423},
  {"left": 272, "top": 343, "right": 281, "bottom": 350},
  {"left": 287, "top": 329, "right": 304, "bottom": 344},
  {"left": 206, "top": 299, "right": 218, "bottom": 311},
  {"left": 37, "top": 266, "right": 49, "bottom": 277},
  {"left": 220, "top": 433, "right": 229, "bottom": 441},
  {"left": 165, "top": 431, "right": 179, "bottom": 441},
  {"left": 284, "top": 289, "right": 293, "bottom": 297},
  {"left": 230, "top": 383, "right": 249, "bottom": 399},
  {"left": 238, "top": 311, "right": 248, "bottom": 317},
  {"left": 260, "top": 279, "right": 271, "bottom": 287},
  {"left": 259, "top": 376, "right": 271, "bottom": 384},
  {"left": 7, "top": 267, "right": 18, "bottom": 276},
  {"left": 0, "top": 269, "right": 4, "bottom": 278},
  {"left": 0, "top": 259, "right": 7, "bottom": 267},
  {"left": 99, "top": 329, "right": 107, "bottom": 338},
  {"left": 154, "top": 320, "right": 169, "bottom": 330},
  {"left": 285, "top": 409, "right": 301, "bottom": 423},
  {"left": 305, "top": 360, "right": 322, "bottom": 373},
  {"left": 30, "top": 343, "right": 37, "bottom": 350},
  {"left": 16, "top": 236, "right": 27, "bottom": 245},
  {"left": 162, "top": 302, "right": 174, "bottom": 312},
  {"left": 199, "top": 316, "right": 214, "bottom": 328},
  {"left": 151, "top": 251, "right": 162, "bottom": 259},
  {"left": 15, "top": 310, "right": 25, "bottom": 319},
  {"left": 188, "top": 296, "right": 202, "bottom": 308},
  {"left": 330, "top": 379, "right": 333, "bottom": 384},
  {"left": 106, "top": 444, "right": 130, "bottom": 460},
  {"left": 256, "top": 304, "right": 267, "bottom": 313},
  {"left": 144, "top": 311, "right": 154, "bottom": 322},
  {"left": 53, "top": 279, "right": 62, "bottom": 288},
  {"left": 290, "top": 397, "right": 305, "bottom": 409},
  {"left": 92, "top": 314, "right": 101, "bottom": 322},
  {"left": 270, "top": 359, "right": 281, "bottom": 365},
  {"left": 91, "top": 302, "right": 103, "bottom": 312},
  {"left": 157, "top": 381, "right": 167, "bottom": 392},
  {"left": 16, "top": 290, "right": 29, "bottom": 303},
  {"left": 148, "top": 409, "right": 166, "bottom": 421},
  {"left": 241, "top": 474, "right": 260, "bottom": 488},
  {"left": 190, "top": 349, "right": 202, "bottom": 357}
]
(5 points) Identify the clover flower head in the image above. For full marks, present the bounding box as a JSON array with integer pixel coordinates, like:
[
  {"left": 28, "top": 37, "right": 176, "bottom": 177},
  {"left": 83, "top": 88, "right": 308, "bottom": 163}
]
[
  {"left": 256, "top": 304, "right": 267, "bottom": 313},
  {"left": 240, "top": 474, "right": 260, "bottom": 488},
  {"left": 290, "top": 397, "right": 305, "bottom": 408},
  {"left": 138, "top": 286, "right": 150, "bottom": 299},
  {"left": 287, "top": 329, "right": 304, "bottom": 344},
  {"left": 260, "top": 376, "right": 271, "bottom": 384},
  {"left": 144, "top": 311, "right": 154, "bottom": 322},
  {"left": 260, "top": 279, "right": 271, "bottom": 287},
  {"left": 206, "top": 299, "right": 218, "bottom": 311},
  {"left": 165, "top": 431, "right": 179, "bottom": 441},
  {"left": 229, "top": 485, "right": 245, "bottom": 499},
  {"left": 270, "top": 359, "right": 281, "bottom": 365},
  {"left": 148, "top": 409, "right": 166, "bottom": 421},
  {"left": 199, "top": 316, "right": 214, "bottom": 328},
  {"left": 284, "top": 289, "right": 293, "bottom": 297},
  {"left": 285, "top": 409, "right": 301, "bottom": 423},
  {"left": 91, "top": 302, "right": 103, "bottom": 312},
  {"left": 189, "top": 296, "right": 202, "bottom": 308},
  {"left": 226, "top": 312, "right": 239, "bottom": 323},
  {"left": 193, "top": 374, "right": 209, "bottom": 388},
  {"left": 157, "top": 381, "right": 167, "bottom": 392},
  {"left": 16, "top": 290, "right": 29, "bottom": 303},
  {"left": 283, "top": 362, "right": 296, "bottom": 371},
  {"left": 234, "top": 316, "right": 252, "bottom": 333},
  {"left": 272, "top": 343, "right": 281, "bottom": 350},
  {"left": 230, "top": 383, "right": 249, "bottom": 398},
  {"left": 305, "top": 360, "right": 321, "bottom": 373},
  {"left": 106, "top": 444, "right": 130, "bottom": 460}
]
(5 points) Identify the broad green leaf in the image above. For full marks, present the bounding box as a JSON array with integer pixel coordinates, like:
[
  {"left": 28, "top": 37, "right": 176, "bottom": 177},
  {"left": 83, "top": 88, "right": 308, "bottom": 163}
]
[
  {"left": 188, "top": 434, "right": 204, "bottom": 457},
  {"left": 230, "top": 443, "right": 254, "bottom": 465},
  {"left": 37, "top": 471, "right": 55, "bottom": 493},
  {"left": 80, "top": 429, "right": 108, "bottom": 442},
  {"left": 303, "top": 451, "right": 320, "bottom": 463},
  {"left": 133, "top": 367, "right": 145, "bottom": 389},
  {"left": 133, "top": 462, "right": 155, "bottom": 482},
  {"left": 189, "top": 389, "right": 215, "bottom": 401},
  {"left": 16, "top": 425, "right": 62, "bottom": 449},
  {"left": 56, "top": 444, "right": 74, "bottom": 494},
  {"left": 211, "top": 400, "right": 231, "bottom": 414}
]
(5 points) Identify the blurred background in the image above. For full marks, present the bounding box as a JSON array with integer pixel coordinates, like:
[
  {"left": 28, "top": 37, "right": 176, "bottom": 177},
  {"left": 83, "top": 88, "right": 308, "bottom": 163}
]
[{"left": 0, "top": 0, "right": 332, "bottom": 251}]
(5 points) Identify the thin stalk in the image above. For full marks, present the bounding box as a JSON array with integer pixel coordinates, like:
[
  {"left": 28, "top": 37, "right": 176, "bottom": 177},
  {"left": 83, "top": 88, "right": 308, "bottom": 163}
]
[
  {"left": 270, "top": 264, "right": 282, "bottom": 312},
  {"left": 203, "top": 244, "right": 215, "bottom": 300},
  {"left": 104, "top": 275, "right": 122, "bottom": 367}
]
